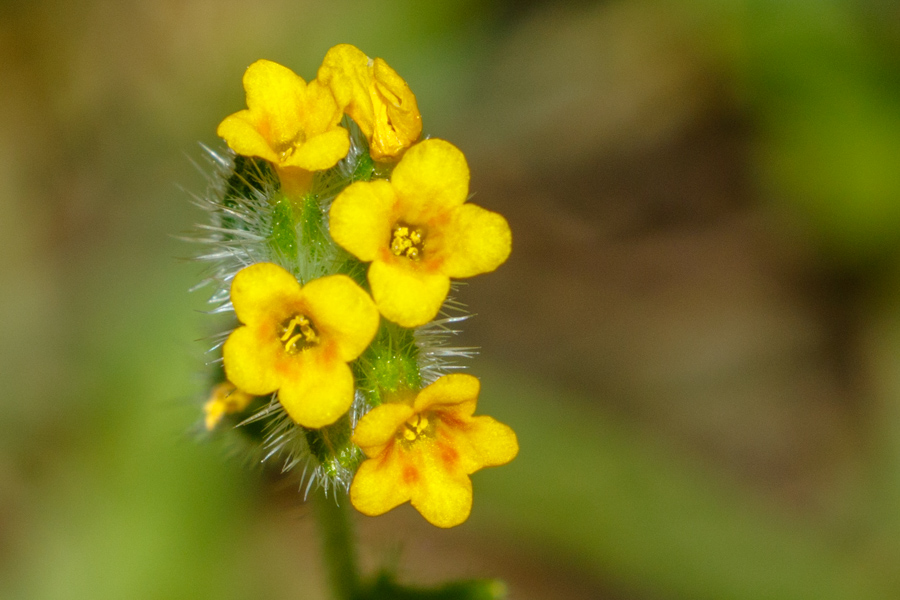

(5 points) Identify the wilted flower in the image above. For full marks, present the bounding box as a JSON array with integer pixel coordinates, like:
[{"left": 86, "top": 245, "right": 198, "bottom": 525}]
[{"left": 318, "top": 43, "right": 422, "bottom": 161}]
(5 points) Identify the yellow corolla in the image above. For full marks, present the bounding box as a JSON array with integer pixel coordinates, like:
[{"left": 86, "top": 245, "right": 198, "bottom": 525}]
[
  {"left": 317, "top": 44, "right": 422, "bottom": 161},
  {"left": 217, "top": 59, "right": 350, "bottom": 195},
  {"left": 222, "top": 262, "right": 379, "bottom": 429},
  {"left": 329, "top": 138, "right": 511, "bottom": 328},
  {"left": 349, "top": 374, "right": 518, "bottom": 528},
  {"left": 203, "top": 381, "right": 254, "bottom": 431}
]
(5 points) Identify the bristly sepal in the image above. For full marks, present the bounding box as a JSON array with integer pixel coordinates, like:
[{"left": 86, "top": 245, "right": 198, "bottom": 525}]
[
  {"left": 189, "top": 126, "right": 474, "bottom": 498},
  {"left": 186, "top": 49, "right": 514, "bottom": 533}
]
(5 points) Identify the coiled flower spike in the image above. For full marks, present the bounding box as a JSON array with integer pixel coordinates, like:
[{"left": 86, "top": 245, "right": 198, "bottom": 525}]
[{"left": 190, "top": 45, "right": 517, "bottom": 532}]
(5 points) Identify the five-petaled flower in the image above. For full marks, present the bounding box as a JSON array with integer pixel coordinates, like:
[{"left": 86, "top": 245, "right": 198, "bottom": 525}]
[
  {"left": 349, "top": 374, "right": 518, "bottom": 528},
  {"left": 329, "top": 138, "right": 511, "bottom": 328},
  {"left": 204, "top": 381, "right": 255, "bottom": 431},
  {"left": 217, "top": 59, "right": 350, "bottom": 196},
  {"left": 318, "top": 43, "right": 422, "bottom": 161},
  {"left": 222, "top": 262, "right": 379, "bottom": 429}
]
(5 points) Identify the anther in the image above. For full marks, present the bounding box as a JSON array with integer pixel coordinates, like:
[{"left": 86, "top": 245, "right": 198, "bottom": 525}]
[
  {"left": 402, "top": 414, "right": 430, "bottom": 441},
  {"left": 390, "top": 223, "right": 425, "bottom": 261},
  {"left": 279, "top": 314, "right": 319, "bottom": 354}
]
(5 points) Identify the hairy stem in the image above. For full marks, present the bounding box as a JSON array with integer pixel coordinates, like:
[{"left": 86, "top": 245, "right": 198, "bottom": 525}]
[{"left": 314, "top": 491, "right": 360, "bottom": 600}]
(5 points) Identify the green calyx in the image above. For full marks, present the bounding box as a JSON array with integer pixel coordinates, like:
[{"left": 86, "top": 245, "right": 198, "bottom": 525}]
[
  {"left": 305, "top": 413, "right": 363, "bottom": 481},
  {"left": 354, "top": 321, "right": 422, "bottom": 406},
  {"left": 256, "top": 147, "right": 410, "bottom": 483},
  {"left": 268, "top": 196, "right": 299, "bottom": 262},
  {"left": 200, "top": 126, "right": 465, "bottom": 497}
]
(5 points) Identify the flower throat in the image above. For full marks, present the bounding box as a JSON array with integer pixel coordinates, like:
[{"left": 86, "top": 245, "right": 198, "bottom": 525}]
[
  {"left": 390, "top": 223, "right": 425, "bottom": 261},
  {"left": 280, "top": 314, "right": 319, "bottom": 354}
]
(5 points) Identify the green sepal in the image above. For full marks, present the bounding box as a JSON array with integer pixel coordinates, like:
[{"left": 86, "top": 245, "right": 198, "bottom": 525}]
[
  {"left": 300, "top": 193, "right": 326, "bottom": 249},
  {"left": 351, "top": 149, "right": 376, "bottom": 182},
  {"left": 347, "top": 157, "right": 396, "bottom": 186},
  {"left": 223, "top": 155, "right": 275, "bottom": 203},
  {"left": 267, "top": 190, "right": 332, "bottom": 275},
  {"left": 353, "top": 320, "right": 421, "bottom": 406},
  {"left": 268, "top": 195, "right": 299, "bottom": 262},
  {"left": 334, "top": 250, "right": 369, "bottom": 289},
  {"left": 220, "top": 395, "right": 269, "bottom": 442},
  {"left": 218, "top": 155, "right": 275, "bottom": 235},
  {"left": 305, "top": 413, "right": 364, "bottom": 478}
]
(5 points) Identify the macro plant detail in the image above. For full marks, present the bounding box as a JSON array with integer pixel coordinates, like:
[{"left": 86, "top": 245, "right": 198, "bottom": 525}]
[
  {"left": 203, "top": 381, "right": 253, "bottom": 431},
  {"left": 350, "top": 374, "right": 518, "bottom": 528},
  {"left": 317, "top": 43, "right": 422, "bottom": 161},
  {"left": 223, "top": 262, "right": 379, "bottom": 429},
  {"left": 330, "top": 138, "right": 512, "bottom": 328},
  {"left": 188, "top": 44, "right": 517, "bottom": 599},
  {"left": 217, "top": 59, "right": 349, "bottom": 195}
]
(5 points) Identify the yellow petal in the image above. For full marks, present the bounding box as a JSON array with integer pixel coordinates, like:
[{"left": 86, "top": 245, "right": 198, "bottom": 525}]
[
  {"left": 464, "top": 416, "right": 519, "bottom": 468},
  {"left": 317, "top": 44, "right": 375, "bottom": 137},
  {"left": 414, "top": 374, "right": 480, "bottom": 416},
  {"left": 282, "top": 127, "right": 350, "bottom": 171},
  {"left": 219, "top": 383, "right": 254, "bottom": 411},
  {"left": 439, "top": 204, "right": 512, "bottom": 278},
  {"left": 368, "top": 58, "right": 422, "bottom": 160},
  {"left": 277, "top": 352, "right": 354, "bottom": 428},
  {"left": 230, "top": 263, "right": 301, "bottom": 325},
  {"left": 410, "top": 440, "right": 473, "bottom": 528},
  {"left": 391, "top": 139, "right": 469, "bottom": 220},
  {"left": 434, "top": 418, "right": 483, "bottom": 474},
  {"left": 368, "top": 259, "right": 450, "bottom": 328},
  {"left": 204, "top": 398, "right": 228, "bottom": 431},
  {"left": 242, "top": 59, "right": 305, "bottom": 148},
  {"left": 350, "top": 444, "right": 413, "bottom": 516},
  {"left": 302, "top": 275, "right": 379, "bottom": 361},
  {"left": 329, "top": 180, "right": 396, "bottom": 262},
  {"left": 352, "top": 402, "right": 415, "bottom": 456},
  {"left": 216, "top": 111, "right": 280, "bottom": 162},
  {"left": 222, "top": 325, "right": 281, "bottom": 396},
  {"left": 303, "top": 79, "right": 345, "bottom": 136},
  {"left": 204, "top": 383, "right": 254, "bottom": 430}
]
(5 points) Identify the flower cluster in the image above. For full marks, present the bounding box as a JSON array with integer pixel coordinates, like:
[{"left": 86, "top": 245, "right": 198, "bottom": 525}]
[{"left": 192, "top": 44, "right": 516, "bottom": 527}]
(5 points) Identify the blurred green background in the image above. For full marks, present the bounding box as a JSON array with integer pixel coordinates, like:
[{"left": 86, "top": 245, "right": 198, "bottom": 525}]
[{"left": 3, "top": 0, "right": 900, "bottom": 598}]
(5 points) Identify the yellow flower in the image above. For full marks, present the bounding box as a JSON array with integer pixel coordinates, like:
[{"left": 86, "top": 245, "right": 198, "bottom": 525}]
[
  {"left": 317, "top": 44, "right": 422, "bottom": 161},
  {"left": 203, "top": 381, "right": 254, "bottom": 431},
  {"left": 217, "top": 59, "right": 350, "bottom": 195},
  {"left": 329, "top": 138, "right": 511, "bottom": 328},
  {"left": 350, "top": 374, "right": 518, "bottom": 528},
  {"left": 222, "top": 262, "right": 379, "bottom": 429}
]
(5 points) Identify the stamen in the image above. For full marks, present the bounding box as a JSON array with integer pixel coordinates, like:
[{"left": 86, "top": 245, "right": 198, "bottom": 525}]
[
  {"left": 284, "top": 333, "right": 305, "bottom": 348},
  {"left": 390, "top": 222, "right": 425, "bottom": 261},
  {"left": 279, "top": 314, "right": 319, "bottom": 354},
  {"left": 402, "top": 414, "right": 430, "bottom": 442},
  {"left": 275, "top": 132, "right": 307, "bottom": 162}
]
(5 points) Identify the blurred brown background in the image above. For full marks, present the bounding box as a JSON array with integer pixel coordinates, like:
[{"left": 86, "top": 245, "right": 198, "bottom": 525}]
[{"left": 3, "top": 0, "right": 900, "bottom": 598}]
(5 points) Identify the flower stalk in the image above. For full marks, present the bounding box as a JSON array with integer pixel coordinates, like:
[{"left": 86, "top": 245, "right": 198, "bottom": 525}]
[{"left": 314, "top": 492, "right": 360, "bottom": 600}]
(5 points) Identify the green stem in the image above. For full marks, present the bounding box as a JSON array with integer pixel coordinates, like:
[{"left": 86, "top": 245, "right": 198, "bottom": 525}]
[{"left": 314, "top": 491, "right": 360, "bottom": 600}]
